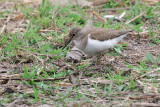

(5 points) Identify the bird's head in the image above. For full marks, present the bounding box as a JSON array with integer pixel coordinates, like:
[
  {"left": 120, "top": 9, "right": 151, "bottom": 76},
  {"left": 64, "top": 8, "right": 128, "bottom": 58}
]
[{"left": 62, "top": 27, "right": 82, "bottom": 50}]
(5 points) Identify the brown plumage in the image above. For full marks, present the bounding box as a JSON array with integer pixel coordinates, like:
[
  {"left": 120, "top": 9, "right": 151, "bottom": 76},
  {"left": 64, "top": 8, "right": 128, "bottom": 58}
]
[
  {"left": 63, "top": 26, "right": 132, "bottom": 64},
  {"left": 82, "top": 28, "right": 132, "bottom": 41},
  {"left": 63, "top": 27, "right": 132, "bottom": 52}
]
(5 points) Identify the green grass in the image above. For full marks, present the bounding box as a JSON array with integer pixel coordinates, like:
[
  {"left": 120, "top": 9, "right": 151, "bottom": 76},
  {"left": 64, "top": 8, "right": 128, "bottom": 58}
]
[{"left": 0, "top": 0, "right": 160, "bottom": 106}]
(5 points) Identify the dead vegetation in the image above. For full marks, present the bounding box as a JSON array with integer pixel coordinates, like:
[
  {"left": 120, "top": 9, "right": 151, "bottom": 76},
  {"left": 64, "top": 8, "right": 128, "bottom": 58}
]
[{"left": 0, "top": 0, "right": 160, "bottom": 106}]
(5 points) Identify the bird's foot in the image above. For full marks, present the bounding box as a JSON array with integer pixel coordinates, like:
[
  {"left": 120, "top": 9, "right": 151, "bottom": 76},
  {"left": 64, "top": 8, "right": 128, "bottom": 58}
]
[{"left": 90, "top": 54, "right": 104, "bottom": 66}]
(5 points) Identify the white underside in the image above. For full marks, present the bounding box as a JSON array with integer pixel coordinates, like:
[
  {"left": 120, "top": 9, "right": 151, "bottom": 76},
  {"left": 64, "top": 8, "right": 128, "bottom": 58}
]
[{"left": 74, "top": 34, "right": 127, "bottom": 55}]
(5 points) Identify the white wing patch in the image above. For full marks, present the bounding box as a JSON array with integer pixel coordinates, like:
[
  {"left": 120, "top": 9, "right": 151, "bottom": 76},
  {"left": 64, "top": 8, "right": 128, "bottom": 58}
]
[{"left": 83, "top": 34, "right": 127, "bottom": 55}]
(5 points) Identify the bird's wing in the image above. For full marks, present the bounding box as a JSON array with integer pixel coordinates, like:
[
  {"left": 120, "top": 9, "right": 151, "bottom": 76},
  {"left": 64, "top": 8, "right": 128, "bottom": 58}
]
[{"left": 87, "top": 28, "right": 131, "bottom": 41}]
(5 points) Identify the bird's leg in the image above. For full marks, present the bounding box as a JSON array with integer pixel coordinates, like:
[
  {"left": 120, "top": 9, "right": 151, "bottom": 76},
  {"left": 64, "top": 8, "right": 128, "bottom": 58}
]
[
  {"left": 91, "top": 56, "right": 96, "bottom": 65},
  {"left": 95, "top": 55, "right": 102, "bottom": 65},
  {"left": 90, "top": 55, "right": 103, "bottom": 65},
  {"left": 91, "top": 55, "right": 99, "bottom": 65}
]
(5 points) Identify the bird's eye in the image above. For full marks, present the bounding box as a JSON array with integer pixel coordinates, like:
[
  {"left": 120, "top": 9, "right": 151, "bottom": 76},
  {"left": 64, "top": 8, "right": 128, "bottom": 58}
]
[{"left": 72, "top": 33, "right": 76, "bottom": 36}]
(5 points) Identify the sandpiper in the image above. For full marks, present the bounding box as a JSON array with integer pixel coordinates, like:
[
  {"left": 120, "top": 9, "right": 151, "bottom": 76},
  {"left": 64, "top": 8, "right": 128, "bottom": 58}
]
[{"left": 63, "top": 27, "right": 132, "bottom": 63}]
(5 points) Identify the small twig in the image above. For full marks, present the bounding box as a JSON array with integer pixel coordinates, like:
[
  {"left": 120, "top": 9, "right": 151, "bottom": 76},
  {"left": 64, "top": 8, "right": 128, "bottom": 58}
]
[
  {"left": 34, "top": 53, "right": 53, "bottom": 58},
  {"left": 93, "top": 0, "right": 109, "bottom": 6},
  {"left": 93, "top": 11, "right": 106, "bottom": 23},
  {"left": 133, "top": 31, "right": 149, "bottom": 35},
  {"left": 85, "top": 7, "right": 130, "bottom": 13},
  {"left": 129, "top": 94, "right": 160, "bottom": 100},
  {"left": 69, "top": 73, "right": 76, "bottom": 85},
  {"left": 136, "top": 80, "right": 145, "bottom": 86},
  {"left": 125, "top": 12, "right": 145, "bottom": 24},
  {"left": 0, "top": 3, "right": 14, "bottom": 35},
  {"left": 77, "top": 90, "right": 98, "bottom": 98},
  {"left": 145, "top": 79, "right": 160, "bottom": 82},
  {"left": 2, "top": 73, "right": 24, "bottom": 78},
  {"left": 140, "top": 67, "right": 160, "bottom": 78},
  {"left": 133, "top": 103, "right": 160, "bottom": 107},
  {"left": 30, "top": 53, "right": 44, "bottom": 64},
  {"left": 39, "top": 29, "right": 55, "bottom": 32},
  {"left": 121, "top": 95, "right": 130, "bottom": 105},
  {"left": 0, "top": 77, "right": 66, "bottom": 82},
  {"left": 118, "top": 11, "right": 126, "bottom": 19},
  {"left": 56, "top": 59, "right": 79, "bottom": 72}
]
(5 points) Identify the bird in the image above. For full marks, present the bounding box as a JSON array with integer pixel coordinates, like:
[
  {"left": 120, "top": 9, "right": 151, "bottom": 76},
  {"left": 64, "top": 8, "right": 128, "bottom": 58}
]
[{"left": 63, "top": 27, "right": 132, "bottom": 64}]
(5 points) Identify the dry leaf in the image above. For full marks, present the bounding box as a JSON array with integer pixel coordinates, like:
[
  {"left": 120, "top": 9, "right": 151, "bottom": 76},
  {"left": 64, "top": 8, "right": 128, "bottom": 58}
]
[{"left": 12, "top": 14, "right": 24, "bottom": 21}]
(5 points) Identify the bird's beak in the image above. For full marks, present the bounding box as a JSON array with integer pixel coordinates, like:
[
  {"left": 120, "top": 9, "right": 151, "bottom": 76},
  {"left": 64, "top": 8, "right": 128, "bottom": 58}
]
[{"left": 62, "top": 37, "right": 72, "bottom": 50}]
